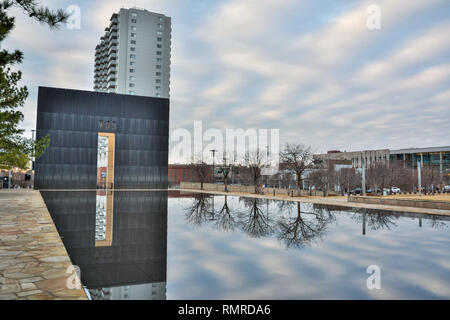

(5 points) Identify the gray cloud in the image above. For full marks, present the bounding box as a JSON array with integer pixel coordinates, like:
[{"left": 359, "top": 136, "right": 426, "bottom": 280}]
[{"left": 3, "top": 0, "right": 449, "bottom": 157}]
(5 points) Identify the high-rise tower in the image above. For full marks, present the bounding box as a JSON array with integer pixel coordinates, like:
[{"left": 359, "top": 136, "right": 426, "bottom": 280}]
[{"left": 94, "top": 8, "right": 171, "bottom": 98}]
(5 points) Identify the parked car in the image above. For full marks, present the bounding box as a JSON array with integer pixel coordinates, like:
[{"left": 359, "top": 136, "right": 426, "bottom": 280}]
[
  {"left": 444, "top": 185, "right": 450, "bottom": 192},
  {"left": 391, "top": 187, "right": 401, "bottom": 194},
  {"left": 416, "top": 187, "right": 424, "bottom": 192},
  {"left": 367, "top": 188, "right": 382, "bottom": 195},
  {"left": 350, "top": 188, "right": 362, "bottom": 195}
]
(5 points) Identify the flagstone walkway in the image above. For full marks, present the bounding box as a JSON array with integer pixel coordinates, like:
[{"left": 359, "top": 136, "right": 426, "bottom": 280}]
[{"left": 0, "top": 190, "right": 86, "bottom": 300}]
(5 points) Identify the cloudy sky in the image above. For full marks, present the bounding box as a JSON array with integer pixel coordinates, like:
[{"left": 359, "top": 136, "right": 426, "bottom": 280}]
[{"left": 3, "top": 0, "right": 450, "bottom": 162}]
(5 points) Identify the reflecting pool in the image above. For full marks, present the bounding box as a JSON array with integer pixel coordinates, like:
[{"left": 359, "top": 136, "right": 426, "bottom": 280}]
[{"left": 40, "top": 190, "right": 450, "bottom": 300}]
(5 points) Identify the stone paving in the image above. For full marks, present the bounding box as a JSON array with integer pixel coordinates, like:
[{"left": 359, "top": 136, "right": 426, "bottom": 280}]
[{"left": 0, "top": 190, "right": 87, "bottom": 300}]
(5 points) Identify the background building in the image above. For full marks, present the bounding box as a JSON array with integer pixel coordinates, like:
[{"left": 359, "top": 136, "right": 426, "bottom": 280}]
[
  {"left": 390, "top": 146, "right": 450, "bottom": 171},
  {"left": 315, "top": 146, "right": 450, "bottom": 186},
  {"left": 315, "top": 149, "right": 390, "bottom": 168},
  {"left": 315, "top": 147, "right": 450, "bottom": 172},
  {"left": 35, "top": 87, "right": 169, "bottom": 189},
  {"left": 168, "top": 164, "right": 203, "bottom": 185},
  {"left": 94, "top": 8, "right": 171, "bottom": 98}
]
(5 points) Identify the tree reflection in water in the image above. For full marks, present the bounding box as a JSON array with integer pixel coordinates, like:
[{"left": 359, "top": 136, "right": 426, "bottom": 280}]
[
  {"left": 350, "top": 208, "right": 399, "bottom": 233},
  {"left": 238, "top": 197, "right": 274, "bottom": 238},
  {"left": 185, "top": 193, "right": 213, "bottom": 226},
  {"left": 277, "top": 202, "right": 335, "bottom": 249},
  {"left": 183, "top": 195, "right": 449, "bottom": 250},
  {"left": 215, "top": 195, "right": 237, "bottom": 232},
  {"left": 184, "top": 196, "right": 337, "bottom": 250},
  {"left": 427, "top": 214, "right": 449, "bottom": 229}
]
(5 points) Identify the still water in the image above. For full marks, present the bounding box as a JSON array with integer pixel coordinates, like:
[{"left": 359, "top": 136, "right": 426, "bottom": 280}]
[{"left": 40, "top": 190, "right": 450, "bottom": 300}]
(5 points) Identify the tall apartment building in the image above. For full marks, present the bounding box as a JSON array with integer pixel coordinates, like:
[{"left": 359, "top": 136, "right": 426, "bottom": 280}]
[{"left": 94, "top": 8, "right": 171, "bottom": 98}]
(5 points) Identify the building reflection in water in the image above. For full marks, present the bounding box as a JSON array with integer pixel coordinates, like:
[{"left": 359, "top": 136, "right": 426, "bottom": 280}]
[{"left": 41, "top": 191, "right": 167, "bottom": 300}]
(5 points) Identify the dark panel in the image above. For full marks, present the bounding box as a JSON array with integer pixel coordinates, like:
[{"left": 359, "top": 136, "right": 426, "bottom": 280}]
[
  {"left": 35, "top": 87, "right": 169, "bottom": 189},
  {"left": 40, "top": 191, "right": 167, "bottom": 288}
]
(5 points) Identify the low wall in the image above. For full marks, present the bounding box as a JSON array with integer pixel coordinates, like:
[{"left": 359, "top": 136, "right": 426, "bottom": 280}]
[
  {"left": 348, "top": 196, "right": 450, "bottom": 210},
  {"left": 179, "top": 182, "right": 330, "bottom": 197},
  {"left": 180, "top": 182, "right": 255, "bottom": 193}
]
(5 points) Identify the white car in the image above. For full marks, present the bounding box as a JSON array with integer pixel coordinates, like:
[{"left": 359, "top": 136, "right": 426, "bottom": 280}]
[
  {"left": 444, "top": 185, "right": 450, "bottom": 192},
  {"left": 391, "top": 187, "right": 401, "bottom": 194}
]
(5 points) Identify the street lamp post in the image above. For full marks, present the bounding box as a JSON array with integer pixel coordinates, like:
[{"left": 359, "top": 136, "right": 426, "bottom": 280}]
[
  {"left": 210, "top": 149, "right": 217, "bottom": 184},
  {"left": 361, "top": 152, "right": 366, "bottom": 196},
  {"left": 31, "top": 130, "right": 36, "bottom": 189},
  {"left": 417, "top": 160, "right": 422, "bottom": 196}
]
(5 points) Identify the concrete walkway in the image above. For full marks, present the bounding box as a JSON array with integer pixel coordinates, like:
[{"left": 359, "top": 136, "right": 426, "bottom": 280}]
[
  {"left": 0, "top": 190, "right": 86, "bottom": 300},
  {"left": 177, "top": 188, "right": 450, "bottom": 217}
]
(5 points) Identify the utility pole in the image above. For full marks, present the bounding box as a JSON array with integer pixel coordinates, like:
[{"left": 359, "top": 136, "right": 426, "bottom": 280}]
[
  {"left": 266, "top": 145, "right": 270, "bottom": 187},
  {"left": 210, "top": 149, "right": 217, "bottom": 184},
  {"left": 31, "top": 129, "right": 36, "bottom": 189},
  {"left": 362, "top": 152, "right": 366, "bottom": 196},
  {"left": 223, "top": 151, "right": 228, "bottom": 191},
  {"left": 417, "top": 160, "right": 422, "bottom": 196},
  {"left": 440, "top": 152, "right": 443, "bottom": 189},
  {"left": 362, "top": 211, "right": 366, "bottom": 235}
]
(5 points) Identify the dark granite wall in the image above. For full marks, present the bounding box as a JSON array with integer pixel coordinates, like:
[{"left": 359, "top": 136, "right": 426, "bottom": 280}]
[{"left": 35, "top": 87, "right": 169, "bottom": 189}]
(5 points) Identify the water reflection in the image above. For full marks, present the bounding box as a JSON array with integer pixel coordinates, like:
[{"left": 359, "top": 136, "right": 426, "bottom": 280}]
[
  {"left": 41, "top": 191, "right": 167, "bottom": 300},
  {"left": 173, "top": 194, "right": 450, "bottom": 299},
  {"left": 183, "top": 195, "right": 450, "bottom": 251},
  {"left": 39, "top": 191, "right": 450, "bottom": 299},
  {"left": 277, "top": 202, "right": 334, "bottom": 249},
  {"left": 184, "top": 196, "right": 336, "bottom": 248},
  {"left": 215, "top": 196, "right": 236, "bottom": 232},
  {"left": 185, "top": 193, "right": 212, "bottom": 226},
  {"left": 239, "top": 198, "right": 274, "bottom": 238}
]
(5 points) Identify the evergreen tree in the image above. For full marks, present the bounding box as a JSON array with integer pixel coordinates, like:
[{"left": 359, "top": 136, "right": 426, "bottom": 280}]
[{"left": 0, "top": 1, "right": 68, "bottom": 170}]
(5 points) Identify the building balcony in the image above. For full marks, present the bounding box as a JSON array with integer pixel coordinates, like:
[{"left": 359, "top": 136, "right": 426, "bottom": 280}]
[
  {"left": 108, "top": 47, "right": 117, "bottom": 56},
  {"left": 108, "top": 31, "right": 118, "bottom": 40},
  {"left": 107, "top": 67, "right": 117, "bottom": 74},
  {"left": 107, "top": 60, "right": 117, "bottom": 69},
  {"left": 108, "top": 39, "right": 118, "bottom": 49},
  {"left": 109, "top": 13, "right": 118, "bottom": 22},
  {"left": 107, "top": 53, "right": 117, "bottom": 61}
]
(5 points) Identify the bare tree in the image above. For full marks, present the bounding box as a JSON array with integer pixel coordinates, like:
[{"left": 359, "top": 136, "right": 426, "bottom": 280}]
[
  {"left": 422, "top": 166, "right": 440, "bottom": 194},
  {"left": 280, "top": 143, "right": 313, "bottom": 195},
  {"left": 309, "top": 164, "right": 332, "bottom": 197},
  {"left": 273, "top": 171, "right": 294, "bottom": 195},
  {"left": 218, "top": 156, "right": 232, "bottom": 192},
  {"left": 386, "top": 161, "right": 415, "bottom": 192},
  {"left": 190, "top": 155, "right": 210, "bottom": 190},
  {"left": 365, "top": 162, "right": 388, "bottom": 195},
  {"left": 244, "top": 150, "right": 269, "bottom": 194},
  {"left": 335, "top": 167, "right": 360, "bottom": 195}
]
